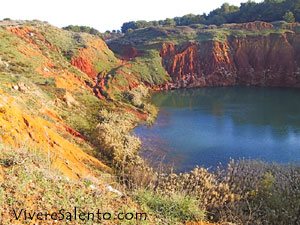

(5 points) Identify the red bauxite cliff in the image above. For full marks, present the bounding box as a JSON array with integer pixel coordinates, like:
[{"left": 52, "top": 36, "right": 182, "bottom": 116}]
[{"left": 159, "top": 32, "right": 300, "bottom": 88}]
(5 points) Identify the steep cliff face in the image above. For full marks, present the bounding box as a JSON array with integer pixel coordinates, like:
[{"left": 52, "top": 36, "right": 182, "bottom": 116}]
[
  {"left": 0, "top": 89, "right": 109, "bottom": 180},
  {"left": 160, "top": 32, "right": 300, "bottom": 88},
  {"left": 160, "top": 41, "right": 235, "bottom": 88},
  {"left": 0, "top": 21, "right": 163, "bottom": 225},
  {"left": 71, "top": 38, "right": 120, "bottom": 78},
  {"left": 0, "top": 22, "right": 115, "bottom": 181},
  {"left": 108, "top": 21, "right": 300, "bottom": 90},
  {"left": 0, "top": 21, "right": 153, "bottom": 183}
]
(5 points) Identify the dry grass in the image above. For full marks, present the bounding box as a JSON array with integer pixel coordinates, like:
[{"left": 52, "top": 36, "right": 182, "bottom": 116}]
[
  {"left": 127, "top": 159, "right": 300, "bottom": 225},
  {"left": 0, "top": 145, "right": 156, "bottom": 225},
  {"left": 96, "top": 109, "right": 142, "bottom": 167}
]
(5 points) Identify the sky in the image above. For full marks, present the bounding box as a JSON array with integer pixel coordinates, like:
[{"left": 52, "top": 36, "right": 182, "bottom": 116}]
[{"left": 1, "top": 0, "right": 261, "bottom": 32}]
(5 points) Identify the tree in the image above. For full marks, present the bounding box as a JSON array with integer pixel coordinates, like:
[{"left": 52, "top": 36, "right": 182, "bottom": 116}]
[
  {"left": 126, "top": 28, "right": 134, "bottom": 34},
  {"left": 164, "top": 18, "right": 176, "bottom": 27},
  {"left": 121, "top": 21, "right": 137, "bottom": 33},
  {"left": 152, "top": 21, "right": 159, "bottom": 26},
  {"left": 135, "top": 20, "right": 149, "bottom": 29},
  {"left": 62, "top": 25, "right": 100, "bottom": 35},
  {"left": 180, "top": 14, "right": 199, "bottom": 26},
  {"left": 221, "top": 3, "right": 230, "bottom": 14},
  {"left": 283, "top": 11, "right": 295, "bottom": 23},
  {"left": 90, "top": 28, "right": 100, "bottom": 35},
  {"left": 211, "top": 15, "right": 226, "bottom": 26},
  {"left": 120, "top": 0, "right": 300, "bottom": 31}
]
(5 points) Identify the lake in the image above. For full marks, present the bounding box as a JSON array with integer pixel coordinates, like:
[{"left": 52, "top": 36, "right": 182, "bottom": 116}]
[{"left": 134, "top": 87, "right": 300, "bottom": 172}]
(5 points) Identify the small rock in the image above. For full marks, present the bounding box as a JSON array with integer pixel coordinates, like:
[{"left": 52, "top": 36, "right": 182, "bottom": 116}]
[
  {"left": 105, "top": 185, "right": 122, "bottom": 195},
  {"left": 43, "top": 67, "right": 50, "bottom": 72}
]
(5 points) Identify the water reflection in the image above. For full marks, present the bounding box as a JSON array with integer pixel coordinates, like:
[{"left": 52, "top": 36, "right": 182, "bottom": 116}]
[{"left": 134, "top": 87, "right": 300, "bottom": 172}]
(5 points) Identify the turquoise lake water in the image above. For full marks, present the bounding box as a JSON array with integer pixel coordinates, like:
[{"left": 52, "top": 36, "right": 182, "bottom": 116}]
[{"left": 134, "top": 87, "right": 300, "bottom": 172}]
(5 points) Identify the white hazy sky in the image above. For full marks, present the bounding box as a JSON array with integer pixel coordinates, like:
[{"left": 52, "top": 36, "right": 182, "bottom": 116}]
[{"left": 1, "top": 0, "right": 261, "bottom": 32}]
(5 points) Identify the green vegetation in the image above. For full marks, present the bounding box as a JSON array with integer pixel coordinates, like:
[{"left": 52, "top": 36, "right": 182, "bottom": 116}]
[
  {"left": 63, "top": 25, "right": 101, "bottom": 35},
  {"left": 95, "top": 109, "right": 141, "bottom": 166},
  {"left": 40, "top": 24, "right": 88, "bottom": 60},
  {"left": 91, "top": 46, "right": 119, "bottom": 73},
  {"left": 58, "top": 91, "right": 112, "bottom": 150},
  {"left": 136, "top": 189, "right": 205, "bottom": 223},
  {"left": 121, "top": 0, "right": 300, "bottom": 33},
  {"left": 2, "top": 18, "right": 300, "bottom": 225},
  {"left": 130, "top": 50, "right": 169, "bottom": 85},
  {"left": 109, "top": 21, "right": 295, "bottom": 91},
  {"left": 0, "top": 145, "right": 153, "bottom": 225},
  {"left": 0, "top": 23, "right": 88, "bottom": 86},
  {"left": 283, "top": 10, "right": 296, "bottom": 22},
  {"left": 62, "top": 25, "right": 124, "bottom": 41},
  {"left": 119, "top": 158, "right": 300, "bottom": 224},
  {"left": 0, "top": 27, "right": 36, "bottom": 75},
  {"left": 122, "top": 85, "right": 149, "bottom": 108}
]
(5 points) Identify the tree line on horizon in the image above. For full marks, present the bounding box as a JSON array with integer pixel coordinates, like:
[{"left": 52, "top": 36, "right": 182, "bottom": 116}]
[
  {"left": 62, "top": 25, "right": 122, "bottom": 40},
  {"left": 61, "top": 0, "right": 299, "bottom": 36},
  {"left": 121, "top": 0, "right": 299, "bottom": 33}
]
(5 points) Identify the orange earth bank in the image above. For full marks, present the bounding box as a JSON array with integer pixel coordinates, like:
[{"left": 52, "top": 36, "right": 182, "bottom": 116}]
[{"left": 0, "top": 89, "right": 109, "bottom": 180}]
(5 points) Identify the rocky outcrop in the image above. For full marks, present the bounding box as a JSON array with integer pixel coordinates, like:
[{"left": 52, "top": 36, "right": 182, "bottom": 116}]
[
  {"left": 71, "top": 38, "right": 120, "bottom": 78},
  {"left": 160, "top": 32, "right": 300, "bottom": 89},
  {"left": 221, "top": 21, "right": 274, "bottom": 31},
  {"left": 71, "top": 54, "right": 98, "bottom": 78},
  {"left": 122, "top": 45, "right": 139, "bottom": 60}
]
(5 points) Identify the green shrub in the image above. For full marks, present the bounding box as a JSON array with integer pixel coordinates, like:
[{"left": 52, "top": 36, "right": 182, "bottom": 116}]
[
  {"left": 96, "top": 109, "right": 141, "bottom": 166},
  {"left": 118, "top": 158, "right": 299, "bottom": 224},
  {"left": 122, "top": 85, "right": 149, "bottom": 108},
  {"left": 136, "top": 189, "right": 205, "bottom": 222}
]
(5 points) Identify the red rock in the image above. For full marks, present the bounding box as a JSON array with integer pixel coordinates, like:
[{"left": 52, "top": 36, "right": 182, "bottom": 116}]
[
  {"left": 159, "top": 32, "right": 300, "bottom": 89},
  {"left": 71, "top": 55, "right": 98, "bottom": 78},
  {"left": 122, "top": 45, "right": 138, "bottom": 60},
  {"left": 226, "top": 21, "right": 274, "bottom": 31}
]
